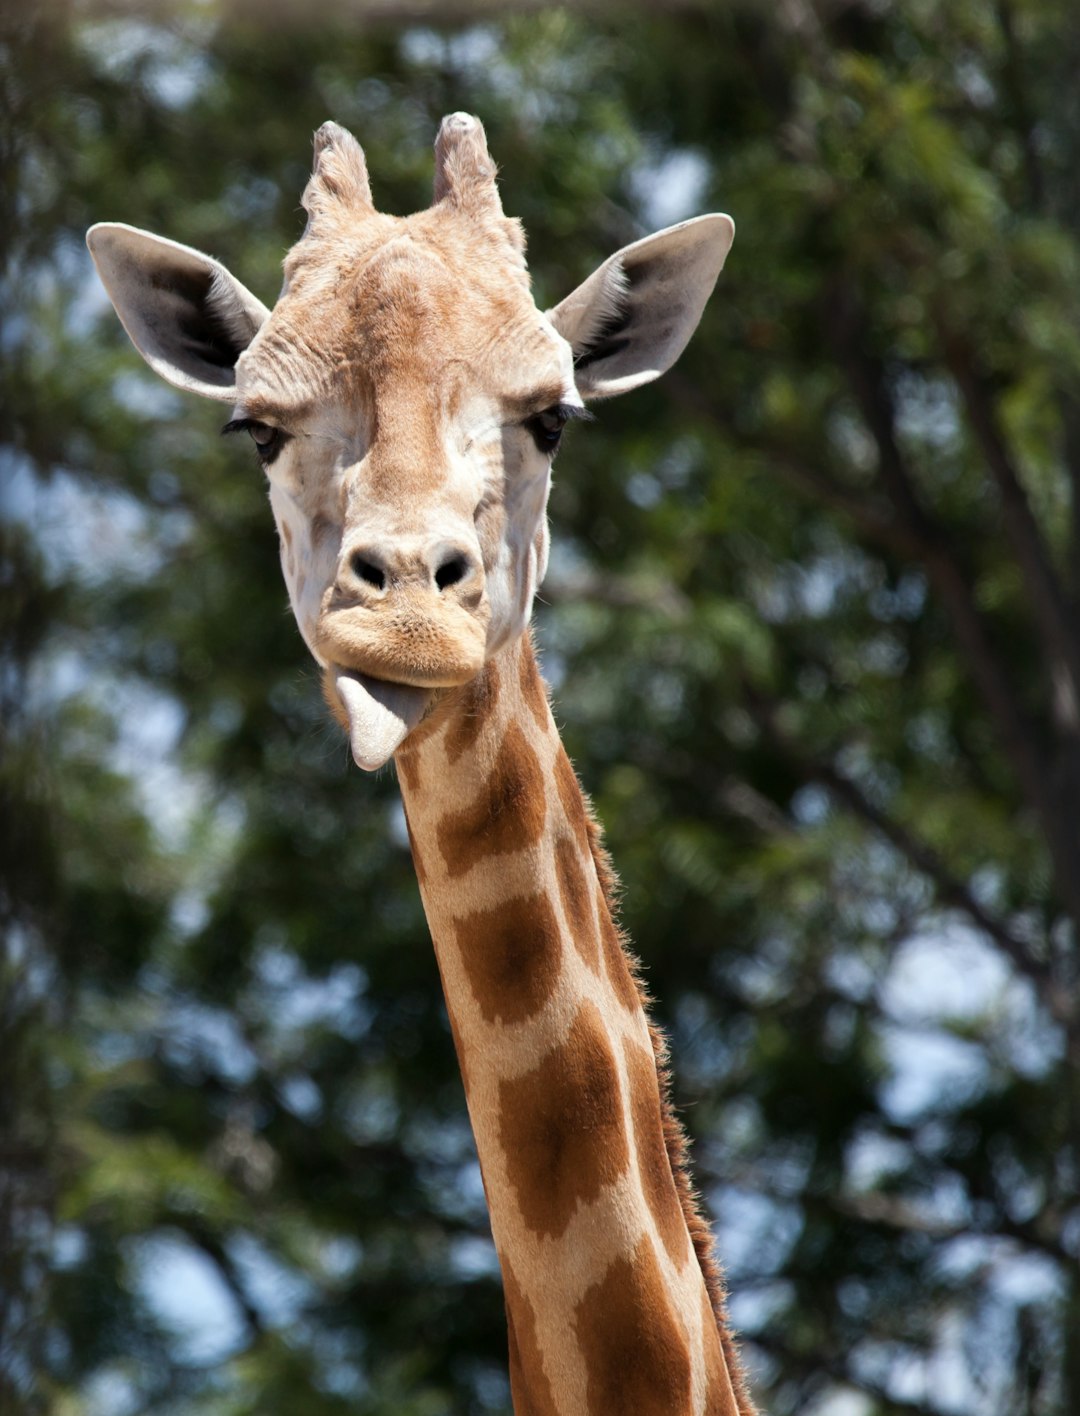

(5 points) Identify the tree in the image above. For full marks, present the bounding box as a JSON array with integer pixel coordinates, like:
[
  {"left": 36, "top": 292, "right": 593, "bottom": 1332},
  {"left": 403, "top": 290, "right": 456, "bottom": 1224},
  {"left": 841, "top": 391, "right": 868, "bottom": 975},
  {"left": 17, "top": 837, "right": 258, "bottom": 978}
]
[{"left": 2, "top": 2, "right": 1077, "bottom": 1413}]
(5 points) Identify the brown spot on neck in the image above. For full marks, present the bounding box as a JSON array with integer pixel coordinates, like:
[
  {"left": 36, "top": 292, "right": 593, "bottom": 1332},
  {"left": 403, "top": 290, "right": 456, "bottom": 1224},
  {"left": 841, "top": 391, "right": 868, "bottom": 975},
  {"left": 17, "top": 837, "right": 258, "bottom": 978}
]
[
  {"left": 395, "top": 749, "right": 422, "bottom": 795},
  {"left": 437, "top": 720, "right": 547, "bottom": 877},
  {"left": 702, "top": 1283, "right": 743, "bottom": 1416},
  {"left": 452, "top": 892, "right": 562, "bottom": 1025},
  {"left": 597, "top": 887, "right": 641, "bottom": 1013},
  {"left": 624, "top": 1038, "right": 691, "bottom": 1268},
  {"left": 503, "top": 1258, "right": 560, "bottom": 1416},
  {"left": 554, "top": 747, "right": 590, "bottom": 850},
  {"left": 498, "top": 1000, "right": 630, "bottom": 1240},
  {"left": 401, "top": 804, "right": 427, "bottom": 889},
  {"left": 443, "top": 997, "right": 472, "bottom": 1095},
  {"left": 554, "top": 835, "right": 601, "bottom": 974},
  {"left": 445, "top": 657, "right": 501, "bottom": 766},
  {"left": 519, "top": 637, "right": 551, "bottom": 734},
  {"left": 574, "top": 1236, "right": 694, "bottom": 1416}
]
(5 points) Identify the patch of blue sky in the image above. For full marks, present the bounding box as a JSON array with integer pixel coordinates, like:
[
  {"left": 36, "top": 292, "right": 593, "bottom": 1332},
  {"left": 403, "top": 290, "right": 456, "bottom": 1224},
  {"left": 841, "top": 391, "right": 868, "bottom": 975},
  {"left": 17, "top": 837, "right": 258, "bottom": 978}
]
[
  {"left": 131, "top": 1233, "right": 247, "bottom": 1365},
  {"left": 448, "top": 1233, "right": 500, "bottom": 1280},
  {"left": 711, "top": 1183, "right": 804, "bottom": 1285},
  {"left": 880, "top": 924, "right": 1063, "bottom": 1082},
  {"left": 159, "top": 1000, "right": 260, "bottom": 1086},
  {"left": 878, "top": 1022, "right": 989, "bottom": 1123},
  {"left": 630, "top": 148, "right": 710, "bottom": 232},
  {"left": 3, "top": 449, "right": 191, "bottom": 589},
  {"left": 249, "top": 945, "right": 371, "bottom": 1041},
  {"left": 229, "top": 1230, "right": 315, "bottom": 1327},
  {"left": 78, "top": 16, "right": 216, "bottom": 111},
  {"left": 84, "top": 1369, "right": 140, "bottom": 1416}
]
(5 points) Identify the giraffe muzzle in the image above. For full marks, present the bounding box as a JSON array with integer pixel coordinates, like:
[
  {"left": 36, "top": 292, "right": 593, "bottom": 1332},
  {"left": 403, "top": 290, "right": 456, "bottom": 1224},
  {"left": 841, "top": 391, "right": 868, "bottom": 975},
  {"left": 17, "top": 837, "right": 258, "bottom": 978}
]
[
  {"left": 316, "top": 531, "right": 490, "bottom": 699},
  {"left": 315, "top": 593, "right": 488, "bottom": 689},
  {"left": 316, "top": 578, "right": 488, "bottom": 770}
]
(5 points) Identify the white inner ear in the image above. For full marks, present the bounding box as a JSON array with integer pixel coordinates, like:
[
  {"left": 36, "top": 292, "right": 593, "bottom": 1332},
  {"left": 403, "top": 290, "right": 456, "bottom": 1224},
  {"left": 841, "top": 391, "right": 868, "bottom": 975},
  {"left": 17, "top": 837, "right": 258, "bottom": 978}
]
[
  {"left": 547, "top": 213, "right": 734, "bottom": 400},
  {"left": 86, "top": 222, "right": 270, "bottom": 402},
  {"left": 549, "top": 260, "right": 630, "bottom": 359},
  {"left": 205, "top": 266, "right": 268, "bottom": 355}
]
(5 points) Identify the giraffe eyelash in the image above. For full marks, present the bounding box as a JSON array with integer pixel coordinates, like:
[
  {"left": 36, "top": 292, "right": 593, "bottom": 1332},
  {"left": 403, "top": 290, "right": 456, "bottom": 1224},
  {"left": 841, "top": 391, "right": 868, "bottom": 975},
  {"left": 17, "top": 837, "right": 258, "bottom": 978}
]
[
  {"left": 545, "top": 403, "right": 594, "bottom": 428},
  {"left": 524, "top": 402, "right": 594, "bottom": 456},
  {"left": 221, "top": 417, "right": 290, "bottom": 466}
]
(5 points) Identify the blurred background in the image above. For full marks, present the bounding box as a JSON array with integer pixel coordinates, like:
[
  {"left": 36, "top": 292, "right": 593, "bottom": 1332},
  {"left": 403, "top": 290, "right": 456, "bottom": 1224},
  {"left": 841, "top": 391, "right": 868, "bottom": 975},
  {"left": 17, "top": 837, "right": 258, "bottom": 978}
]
[{"left": 2, "top": 1, "right": 1079, "bottom": 1412}]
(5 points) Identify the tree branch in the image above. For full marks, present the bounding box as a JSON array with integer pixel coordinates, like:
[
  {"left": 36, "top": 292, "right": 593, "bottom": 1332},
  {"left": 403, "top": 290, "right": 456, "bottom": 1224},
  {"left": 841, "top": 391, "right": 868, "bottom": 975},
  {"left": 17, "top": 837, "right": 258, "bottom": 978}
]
[
  {"left": 831, "top": 1189, "right": 1071, "bottom": 1267},
  {"left": 940, "top": 330, "right": 1080, "bottom": 718},
  {"left": 664, "top": 368, "right": 926, "bottom": 565},
  {"left": 995, "top": 0, "right": 1047, "bottom": 213},
  {"left": 744, "top": 683, "right": 1056, "bottom": 1006},
  {"left": 756, "top": 1331, "right": 947, "bottom": 1416},
  {"left": 1060, "top": 398, "right": 1080, "bottom": 607},
  {"left": 169, "top": 1215, "right": 265, "bottom": 1340},
  {"left": 674, "top": 352, "right": 1080, "bottom": 927},
  {"left": 823, "top": 281, "right": 1080, "bottom": 927}
]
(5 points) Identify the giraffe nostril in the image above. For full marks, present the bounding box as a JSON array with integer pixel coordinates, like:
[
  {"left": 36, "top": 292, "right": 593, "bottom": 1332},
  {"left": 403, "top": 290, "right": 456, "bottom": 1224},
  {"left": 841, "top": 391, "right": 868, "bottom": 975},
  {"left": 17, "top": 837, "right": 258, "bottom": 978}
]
[
  {"left": 352, "top": 554, "right": 386, "bottom": 590},
  {"left": 435, "top": 556, "right": 468, "bottom": 591}
]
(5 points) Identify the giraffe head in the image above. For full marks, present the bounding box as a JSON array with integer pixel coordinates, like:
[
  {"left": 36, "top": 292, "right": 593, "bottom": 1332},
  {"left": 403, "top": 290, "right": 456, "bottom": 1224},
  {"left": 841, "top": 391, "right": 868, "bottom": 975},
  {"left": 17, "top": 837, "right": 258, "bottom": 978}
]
[{"left": 88, "top": 115, "right": 733, "bottom": 769}]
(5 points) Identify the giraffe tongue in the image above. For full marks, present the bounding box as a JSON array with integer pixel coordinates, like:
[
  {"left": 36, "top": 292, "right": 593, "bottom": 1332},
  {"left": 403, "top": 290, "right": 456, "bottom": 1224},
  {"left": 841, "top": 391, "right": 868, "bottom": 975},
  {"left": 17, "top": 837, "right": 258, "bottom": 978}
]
[{"left": 333, "top": 669, "right": 431, "bottom": 772}]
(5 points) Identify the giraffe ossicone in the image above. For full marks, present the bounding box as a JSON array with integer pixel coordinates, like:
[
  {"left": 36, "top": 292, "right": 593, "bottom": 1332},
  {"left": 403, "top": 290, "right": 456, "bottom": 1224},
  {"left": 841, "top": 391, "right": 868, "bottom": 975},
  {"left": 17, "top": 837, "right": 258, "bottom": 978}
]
[{"left": 88, "top": 114, "right": 753, "bottom": 1415}]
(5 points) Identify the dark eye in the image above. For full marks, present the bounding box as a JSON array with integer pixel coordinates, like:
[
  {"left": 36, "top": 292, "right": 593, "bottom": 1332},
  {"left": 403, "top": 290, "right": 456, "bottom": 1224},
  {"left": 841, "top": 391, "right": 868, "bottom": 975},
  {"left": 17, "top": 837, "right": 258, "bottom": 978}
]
[
  {"left": 221, "top": 417, "right": 289, "bottom": 467},
  {"left": 248, "top": 422, "right": 284, "bottom": 462},
  {"left": 524, "top": 406, "right": 568, "bottom": 456}
]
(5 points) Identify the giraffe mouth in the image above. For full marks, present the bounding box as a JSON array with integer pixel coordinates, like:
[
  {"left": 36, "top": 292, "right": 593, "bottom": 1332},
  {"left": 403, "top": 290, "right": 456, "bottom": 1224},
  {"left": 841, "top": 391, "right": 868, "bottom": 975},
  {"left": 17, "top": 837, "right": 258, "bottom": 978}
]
[{"left": 329, "top": 667, "right": 433, "bottom": 771}]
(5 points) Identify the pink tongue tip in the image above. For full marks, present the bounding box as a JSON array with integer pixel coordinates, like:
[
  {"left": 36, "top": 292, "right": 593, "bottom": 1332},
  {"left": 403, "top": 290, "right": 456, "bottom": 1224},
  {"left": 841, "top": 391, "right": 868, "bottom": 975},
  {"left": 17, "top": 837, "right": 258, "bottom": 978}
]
[{"left": 333, "top": 669, "right": 432, "bottom": 771}]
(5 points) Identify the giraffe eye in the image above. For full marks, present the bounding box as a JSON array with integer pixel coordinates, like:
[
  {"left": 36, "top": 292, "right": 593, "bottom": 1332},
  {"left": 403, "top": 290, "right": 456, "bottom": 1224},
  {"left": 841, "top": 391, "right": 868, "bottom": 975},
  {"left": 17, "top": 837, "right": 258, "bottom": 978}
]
[
  {"left": 221, "top": 418, "right": 288, "bottom": 466},
  {"left": 247, "top": 423, "right": 286, "bottom": 463},
  {"left": 524, "top": 406, "right": 568, "bottom": 455}
]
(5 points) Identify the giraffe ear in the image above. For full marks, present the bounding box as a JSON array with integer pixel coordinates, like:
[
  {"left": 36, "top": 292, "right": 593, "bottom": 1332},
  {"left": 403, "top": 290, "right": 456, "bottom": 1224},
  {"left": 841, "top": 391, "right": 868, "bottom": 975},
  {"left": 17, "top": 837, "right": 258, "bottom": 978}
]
[
  {"left": 548, "top": 214, "right": 734, "bottom": 399},
  {"left": 86, "top": 223, "right": 270, "bottom": 402}
]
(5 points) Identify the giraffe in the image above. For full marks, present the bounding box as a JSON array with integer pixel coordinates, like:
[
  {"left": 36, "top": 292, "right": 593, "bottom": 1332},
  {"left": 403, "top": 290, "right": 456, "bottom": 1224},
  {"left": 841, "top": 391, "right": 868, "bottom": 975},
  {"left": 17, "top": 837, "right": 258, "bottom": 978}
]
[{"left": 87, "top": 113, "right": 752, "bottom": 1415}]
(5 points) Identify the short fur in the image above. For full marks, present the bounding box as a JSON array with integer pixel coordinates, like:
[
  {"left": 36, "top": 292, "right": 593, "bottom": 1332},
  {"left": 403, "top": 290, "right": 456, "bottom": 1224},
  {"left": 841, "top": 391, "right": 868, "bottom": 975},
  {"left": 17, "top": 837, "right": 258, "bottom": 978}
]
[
  {"left": 582, "top": 792, "right": 756, "bottom": 1414},
  {"left": 86, "top": 113, "right": 744, "bottom": 1416}
]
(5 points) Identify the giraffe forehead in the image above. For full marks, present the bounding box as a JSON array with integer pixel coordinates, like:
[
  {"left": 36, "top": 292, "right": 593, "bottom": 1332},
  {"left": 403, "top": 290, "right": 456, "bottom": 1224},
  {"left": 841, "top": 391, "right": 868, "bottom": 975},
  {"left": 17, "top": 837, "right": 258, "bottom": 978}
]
[{"left": 242, "top": 215, "right": 564, "bottom": 421}]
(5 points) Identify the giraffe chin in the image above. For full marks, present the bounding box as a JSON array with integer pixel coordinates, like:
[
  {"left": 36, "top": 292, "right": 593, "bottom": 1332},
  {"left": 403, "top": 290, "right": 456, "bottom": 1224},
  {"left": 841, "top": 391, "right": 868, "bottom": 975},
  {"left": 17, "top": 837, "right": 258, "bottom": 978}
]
[{"left": 333, "top": 668, "right": 432, "bottom": 772}]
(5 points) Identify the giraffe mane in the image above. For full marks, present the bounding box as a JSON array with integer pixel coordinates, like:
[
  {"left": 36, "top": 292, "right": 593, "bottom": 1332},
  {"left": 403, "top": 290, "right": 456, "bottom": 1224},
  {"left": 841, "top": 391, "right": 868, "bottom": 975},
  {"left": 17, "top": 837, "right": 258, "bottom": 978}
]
[{"left": 581, "top": 796, "right": 757, "bottom": 1414}]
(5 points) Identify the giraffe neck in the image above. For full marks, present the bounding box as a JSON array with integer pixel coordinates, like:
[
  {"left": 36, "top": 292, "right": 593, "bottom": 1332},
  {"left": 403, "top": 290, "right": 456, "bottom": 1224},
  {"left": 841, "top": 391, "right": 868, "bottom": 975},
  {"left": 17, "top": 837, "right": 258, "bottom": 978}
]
[{"left": 395, "top": 636, "right": 749, "bottom": 1416}]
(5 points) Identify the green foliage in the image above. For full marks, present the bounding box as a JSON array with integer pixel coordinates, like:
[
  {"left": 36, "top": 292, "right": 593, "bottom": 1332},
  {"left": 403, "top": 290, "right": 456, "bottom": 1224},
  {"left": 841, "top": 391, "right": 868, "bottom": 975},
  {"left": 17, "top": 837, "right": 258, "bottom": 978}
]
[{"left": 3, "top": 2, "right": 1078, "bottom": 1414}]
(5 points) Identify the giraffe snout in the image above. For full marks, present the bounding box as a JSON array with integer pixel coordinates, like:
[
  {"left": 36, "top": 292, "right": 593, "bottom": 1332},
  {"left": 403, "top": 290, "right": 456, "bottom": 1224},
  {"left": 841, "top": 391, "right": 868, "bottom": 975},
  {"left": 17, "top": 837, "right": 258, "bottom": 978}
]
[
  {"left": 338, "top": 536, "right": 484, "bottom": 607},
  {"left": 317, "top": 531, "right": 490, "bottom": 688}
]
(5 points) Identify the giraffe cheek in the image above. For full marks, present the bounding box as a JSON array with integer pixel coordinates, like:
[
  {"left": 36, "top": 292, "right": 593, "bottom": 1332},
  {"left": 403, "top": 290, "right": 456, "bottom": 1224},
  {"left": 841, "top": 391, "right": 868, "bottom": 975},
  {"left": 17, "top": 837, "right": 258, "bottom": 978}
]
[
  {"left": 283, "top": 554, "right": 326, "bottom": 662},
  {"left": 482, "top": 567, "right": 529, "bottom": 655},
  {"left": 534, "top": 522, "right": 550, "bottom": 585}
]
